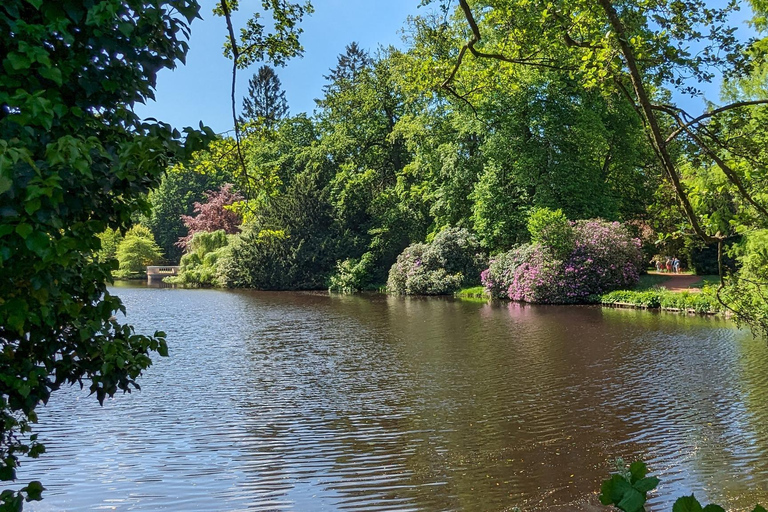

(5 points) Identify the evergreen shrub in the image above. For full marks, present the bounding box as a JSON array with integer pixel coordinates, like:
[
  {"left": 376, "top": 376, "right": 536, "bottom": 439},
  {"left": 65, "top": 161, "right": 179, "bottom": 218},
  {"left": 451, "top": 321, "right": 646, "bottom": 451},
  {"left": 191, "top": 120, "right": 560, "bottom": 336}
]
[{"left": 387, "top": 228, "right": 486, "bottom": 295}]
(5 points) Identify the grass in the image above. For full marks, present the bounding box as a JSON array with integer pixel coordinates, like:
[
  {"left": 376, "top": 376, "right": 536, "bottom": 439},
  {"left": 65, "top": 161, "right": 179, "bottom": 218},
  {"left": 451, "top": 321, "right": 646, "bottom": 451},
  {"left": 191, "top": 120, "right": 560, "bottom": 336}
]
[
  {"left": 689, "top": 275, "right": 721, "bottom": 288},
  {"left": 633, "top": 273, "right": 673, "bottom": 291},
  {"left": 601, "top": 289, "right": 723, "bottom": 314},
  {"left": 455, "top": 286, "right": 489, "bottom": 300}
]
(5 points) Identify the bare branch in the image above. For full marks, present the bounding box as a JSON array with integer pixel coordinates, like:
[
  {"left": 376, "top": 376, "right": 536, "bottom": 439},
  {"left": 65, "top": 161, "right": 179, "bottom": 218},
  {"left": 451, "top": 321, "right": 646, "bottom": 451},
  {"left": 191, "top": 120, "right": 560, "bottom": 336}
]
[
  {"left": 219, "top": 0, "right": 253, "bottom": 200},
  {"left": 665, "top": 99, "right": 768, "bottom": 143}
]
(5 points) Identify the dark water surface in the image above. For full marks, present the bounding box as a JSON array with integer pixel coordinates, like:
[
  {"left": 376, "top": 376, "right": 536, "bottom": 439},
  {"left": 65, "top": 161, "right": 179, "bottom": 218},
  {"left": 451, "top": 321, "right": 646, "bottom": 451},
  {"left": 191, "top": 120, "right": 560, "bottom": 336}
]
[{"left": 21, "top": 284, "right": 768, "bottom": 511}]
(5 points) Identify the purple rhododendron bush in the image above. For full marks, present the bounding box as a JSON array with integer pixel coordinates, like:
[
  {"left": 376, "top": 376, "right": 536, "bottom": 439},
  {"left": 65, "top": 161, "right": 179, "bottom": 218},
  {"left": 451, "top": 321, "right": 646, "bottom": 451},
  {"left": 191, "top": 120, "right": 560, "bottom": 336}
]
[{"left": 482, "top": 219, "right": 644, "bottom": 303}]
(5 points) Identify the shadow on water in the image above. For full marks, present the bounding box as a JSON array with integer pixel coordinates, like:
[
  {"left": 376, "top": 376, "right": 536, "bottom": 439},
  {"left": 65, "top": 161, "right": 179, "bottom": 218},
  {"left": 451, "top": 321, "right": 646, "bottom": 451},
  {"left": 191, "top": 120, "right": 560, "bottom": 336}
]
[{"left": 20, "top": 286, "right": 768, "bottom": 511}]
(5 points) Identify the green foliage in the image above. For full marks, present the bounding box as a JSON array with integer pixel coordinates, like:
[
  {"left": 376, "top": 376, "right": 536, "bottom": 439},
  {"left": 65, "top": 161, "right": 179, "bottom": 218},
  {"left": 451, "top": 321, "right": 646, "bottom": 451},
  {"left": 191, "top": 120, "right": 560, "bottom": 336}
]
[
  {"left": 718, "top": 230, "right": 768, "bottom": 336},
  {"left": 166, "top": 230, "right": 230, "bottom": 287},
  {"left": 328, "top": 252, "right": 376, "bottom": 293},
  {"left": 114, "top": 226, "right": 163, "bottom": 278},
  {"left": 600, "top": 460, "right": 765, "bottom": 512},
  {"left": 240, "top": 65, "right": 289, "bottom": 130},
  {"left": 222, "top": 175, "right": 341, "bottom": 290},
  {"left": 600, "top": 289, "right": 722, "bottom": 314},
  {"left": 0, "top": 0, "right": 213, "bottom": 504},
  {"left": 214, "top": 0, "right": 313, "bottom": 69},
  {"left": 527, "top": 208, "right": 574, "bottom": 260},
  {"left": 471, "top": 160, "right": 530, "bottom": 251},
  {"left": 387, "top": 227, "right": 486, "bottom": 295},
  {"left": 146, "top": 160, "right": 233, "bottom": 263},
  {"left": 599, "top": 460, "right": 660, "bottom": 512},
  {"left": 97, "top": 229, "right": 123, "bottom": 263}
]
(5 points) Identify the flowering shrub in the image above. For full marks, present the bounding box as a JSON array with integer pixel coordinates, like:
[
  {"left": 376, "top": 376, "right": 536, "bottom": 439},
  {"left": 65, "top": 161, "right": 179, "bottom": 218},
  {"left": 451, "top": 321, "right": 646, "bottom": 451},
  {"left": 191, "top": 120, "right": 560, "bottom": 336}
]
[
  {"left": 481, "top": 219, "right": 644, "bottom": 303},
  {"left": 387, "top": 228, "right": 486, "bottom": 295},
  {"left": 177, "top": 184, "right": 243, "bottom": 250},
  {"left": 481, "top": 244, "right": 539, "bottom": 299}
]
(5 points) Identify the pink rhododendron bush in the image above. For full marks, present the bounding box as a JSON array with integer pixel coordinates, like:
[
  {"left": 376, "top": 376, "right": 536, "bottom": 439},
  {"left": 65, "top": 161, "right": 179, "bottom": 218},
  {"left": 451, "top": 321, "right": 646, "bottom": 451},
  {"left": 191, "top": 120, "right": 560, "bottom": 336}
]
[{"left": 481, "top": 219, "right": 644, "bottom": 303}]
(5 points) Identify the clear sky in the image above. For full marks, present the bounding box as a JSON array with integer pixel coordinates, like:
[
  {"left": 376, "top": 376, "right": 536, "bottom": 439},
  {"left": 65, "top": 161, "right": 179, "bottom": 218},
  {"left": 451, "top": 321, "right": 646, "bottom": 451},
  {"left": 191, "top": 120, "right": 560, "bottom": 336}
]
[{"left": 134, "top": 1, "right": 422, "bottom": 134}]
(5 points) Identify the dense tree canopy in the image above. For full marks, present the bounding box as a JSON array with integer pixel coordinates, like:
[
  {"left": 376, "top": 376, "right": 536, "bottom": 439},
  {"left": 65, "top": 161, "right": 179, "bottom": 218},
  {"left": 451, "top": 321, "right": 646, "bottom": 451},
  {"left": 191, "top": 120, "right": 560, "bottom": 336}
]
[{"left": 0, "top": 0, "right": 215, "bottom": 505}]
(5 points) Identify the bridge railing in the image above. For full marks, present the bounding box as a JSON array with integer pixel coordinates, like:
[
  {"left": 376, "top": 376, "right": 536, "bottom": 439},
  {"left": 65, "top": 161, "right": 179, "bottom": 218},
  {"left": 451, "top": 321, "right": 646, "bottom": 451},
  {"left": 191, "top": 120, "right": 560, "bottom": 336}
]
[{"left": 146, "top": 266, "right": 180, "bottom": 280}]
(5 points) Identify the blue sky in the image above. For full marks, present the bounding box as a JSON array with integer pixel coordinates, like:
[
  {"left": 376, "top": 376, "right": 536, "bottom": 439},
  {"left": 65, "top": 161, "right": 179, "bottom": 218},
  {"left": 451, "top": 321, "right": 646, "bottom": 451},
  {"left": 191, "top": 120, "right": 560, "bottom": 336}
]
[
  {"left": 134, "top": 1, "right": 422, "bottom": 134},
  {"left": 135, "top": 1, "right": 757, "bottom": 134}
]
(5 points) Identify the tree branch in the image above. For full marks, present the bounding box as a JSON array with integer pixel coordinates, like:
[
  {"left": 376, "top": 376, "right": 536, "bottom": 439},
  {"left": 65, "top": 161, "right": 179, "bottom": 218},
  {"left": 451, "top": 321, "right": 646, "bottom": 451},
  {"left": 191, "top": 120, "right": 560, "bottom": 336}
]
[
  {"left": 596, "top": 0, "right": 719, "bottom": 243},
  {"left": 654, "top": 103, "right": 768, "bottom": 220},
  {"left": 665, "top": 99, "right": 768, "bottom": 143},
  {"left": 219, "top": 0, "right": 252, "bottom": 200}
]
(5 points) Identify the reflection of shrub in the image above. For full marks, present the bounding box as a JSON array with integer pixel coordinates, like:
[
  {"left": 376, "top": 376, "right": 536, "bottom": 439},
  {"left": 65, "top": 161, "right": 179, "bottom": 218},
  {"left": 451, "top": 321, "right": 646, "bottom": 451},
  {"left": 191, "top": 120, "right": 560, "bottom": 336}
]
[
  {"left": 329, "top": 252, "right": 375, "bottom": 293},
  {"left": 114, "top": 225, "right": 162, "bottom": 278},
  {"left": 165, "top": 230, "right": 230, "bottom": 287},
  {"left": 481, "top": 219, "right": 643, "bottom": 303},
  {"left": 387, "top": 227, "right": 486, "bottom": 295}
]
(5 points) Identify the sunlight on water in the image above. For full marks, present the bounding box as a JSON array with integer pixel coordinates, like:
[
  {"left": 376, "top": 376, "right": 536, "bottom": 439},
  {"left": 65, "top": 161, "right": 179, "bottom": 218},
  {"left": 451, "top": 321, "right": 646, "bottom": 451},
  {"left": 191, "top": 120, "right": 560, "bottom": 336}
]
[{"left": 20, "top": 285, "right": 768, "bottom": 511}]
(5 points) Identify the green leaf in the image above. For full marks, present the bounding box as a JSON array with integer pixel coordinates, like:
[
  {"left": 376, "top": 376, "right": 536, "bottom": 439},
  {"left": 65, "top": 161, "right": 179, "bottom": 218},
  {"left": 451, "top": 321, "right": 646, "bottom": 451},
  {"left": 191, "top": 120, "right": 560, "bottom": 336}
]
[
  {"left": 21, "top": 480, "right": 44, "bottom": 501},
  {"left": 15, "top": 223, "right": 33, "bottom": 239},
  {"left": 600, "top": 475, "right": 633, "bottom": 505},
  {"left": 0, "top": 465, "right": 16, "bottom": 482},
  {"left": 25, "top": 0, "right": 43, "bottom": 8},
  {"left": 752, "top": 506, "right": 767, "bottom": 512},
  {"left": 633, "top": 476, "right": 659, "bottom": 493},
  {"left": 38, "top": 66, "right": 63, "bottom": 86},
  {"left": 629, "top": 460, "right": 648, "bottom": 482},
  {"left": 25, "top": 231, "right": 49, "bottom": 256},
  {"left": 673, "top": 495, "right": 704, "bottom": 512},
  {"left": 6, "top": 52, "right": 31, "bottom": 71},
  {"left": 702, "top": 505, "right": 726, "bottom": 512},
  {"left": 0, "top": 174, "right": 11, "bottom": 195},
  {"left": 617, "top": 488, "right": 646, "bottom": 512}
]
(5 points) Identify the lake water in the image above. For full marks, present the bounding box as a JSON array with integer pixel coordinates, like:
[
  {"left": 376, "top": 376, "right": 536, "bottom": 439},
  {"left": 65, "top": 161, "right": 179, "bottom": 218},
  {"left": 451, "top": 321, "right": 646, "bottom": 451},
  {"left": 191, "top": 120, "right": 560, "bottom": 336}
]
[{"left": 19, "top": 284, "right": 768, "bottom": 511}]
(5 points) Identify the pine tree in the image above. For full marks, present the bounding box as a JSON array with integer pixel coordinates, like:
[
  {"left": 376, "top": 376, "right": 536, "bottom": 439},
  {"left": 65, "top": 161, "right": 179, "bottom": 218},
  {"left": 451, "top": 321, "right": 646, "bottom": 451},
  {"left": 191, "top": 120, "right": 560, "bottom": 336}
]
[
  {"left": 321, "top": 42, "right": 372, "bottom": 96},
  {"left": 240, "top": 65, "right": 289, "bottom": 129}
]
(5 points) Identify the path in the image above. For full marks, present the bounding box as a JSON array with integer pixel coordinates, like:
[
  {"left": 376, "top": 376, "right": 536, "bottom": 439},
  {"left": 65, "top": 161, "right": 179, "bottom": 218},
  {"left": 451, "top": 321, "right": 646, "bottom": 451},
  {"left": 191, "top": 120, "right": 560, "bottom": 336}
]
[{"left": 647, "top": 271, "right": 704, "bottom": 292}]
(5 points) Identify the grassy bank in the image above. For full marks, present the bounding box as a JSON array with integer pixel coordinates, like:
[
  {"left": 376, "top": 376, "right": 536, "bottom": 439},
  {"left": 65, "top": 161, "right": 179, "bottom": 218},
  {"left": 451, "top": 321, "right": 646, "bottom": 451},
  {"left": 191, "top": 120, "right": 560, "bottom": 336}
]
[
  {"left": 456, "top": 279, "right": 724, "bottom": 315},
  {"left": 600, "top": 288, "right": 723, "bottom": 314}
]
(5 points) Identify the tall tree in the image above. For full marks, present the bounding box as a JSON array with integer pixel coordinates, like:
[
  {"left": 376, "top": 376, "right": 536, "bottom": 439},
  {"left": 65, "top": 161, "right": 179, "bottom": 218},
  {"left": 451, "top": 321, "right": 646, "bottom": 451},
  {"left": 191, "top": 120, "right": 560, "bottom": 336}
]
[
  {"left": 240, "top": 65, "right": 289, "bottom": 129},
  {"left": 321, "top": 42, "right": 372, "bottom": 97},
  {"left": 423, "top": 0, "right": 768, "bottom": 330}
]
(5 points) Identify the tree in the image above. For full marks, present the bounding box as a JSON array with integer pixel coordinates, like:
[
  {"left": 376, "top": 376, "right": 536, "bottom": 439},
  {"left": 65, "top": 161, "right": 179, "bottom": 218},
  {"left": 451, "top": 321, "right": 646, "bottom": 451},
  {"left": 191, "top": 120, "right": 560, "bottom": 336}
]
[
  {"left": 0, "top": 0, "right": 217, "bottom": 506},
  {"left": 240, "top": 65, "right": 289, "bottom": 129},
  {"left": 115, "top": 226, "right": 163, "bottom": 278},
  {"left": 146, "top": 160, "right": 234, "bottom": 263},
  {"left": 321, "top": 42, "right": 372, "bottom": 97},
  {"left": 223, "top": 174, "right": 341, "bottom": 290},
  {"left": 177, "top": 183, "right": 243, "bottom": 250},
  {"left": 423, "top": 0, "right": 768, "bottom": 332}
]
